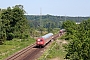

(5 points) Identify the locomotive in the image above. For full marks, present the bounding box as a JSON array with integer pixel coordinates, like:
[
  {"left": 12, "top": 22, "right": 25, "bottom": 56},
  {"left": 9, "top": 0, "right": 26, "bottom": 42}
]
[
  {"left": 59, "top": 29, "right": 65, "bottom": 35},
  {"left": 36, "top": 33, "right": 53, "bottom": 47}
]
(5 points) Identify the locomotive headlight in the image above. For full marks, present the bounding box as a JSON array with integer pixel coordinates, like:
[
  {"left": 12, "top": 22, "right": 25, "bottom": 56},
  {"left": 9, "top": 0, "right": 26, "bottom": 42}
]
[{"left": 38, "top": 39, "right": 40, "bottom": 41}]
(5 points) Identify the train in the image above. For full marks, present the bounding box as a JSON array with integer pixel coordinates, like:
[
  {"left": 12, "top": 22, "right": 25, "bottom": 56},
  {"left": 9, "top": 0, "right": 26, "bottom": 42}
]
[
  {"left": 59, "top": 29, "right": 66, "bottom": 35},
  {"left": 36, "top": 33, "right": 53, "bottom": 47}
]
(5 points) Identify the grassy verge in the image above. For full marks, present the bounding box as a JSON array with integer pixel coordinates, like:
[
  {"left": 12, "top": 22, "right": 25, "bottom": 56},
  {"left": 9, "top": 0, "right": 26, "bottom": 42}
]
[
  {"left": 38, "top": 39, "right": 67, "bottom": 60},
  {"left": 0, "top": 37, "right": 35, "bottom": 60}
]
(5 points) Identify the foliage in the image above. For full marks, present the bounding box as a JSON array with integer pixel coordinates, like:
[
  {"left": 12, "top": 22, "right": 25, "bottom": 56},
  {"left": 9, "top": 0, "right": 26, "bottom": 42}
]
[
  {"left": 63, "top": 19, "right": 90, "bottom": 60},
  {"left": 0, "top": 5, "right": 29, "bottom": 41},
  {"left": 0, "top": 12, "right": 6, "bottom": 44},
  {"left": 0, "top": 38, "right": 35, "bottom": 60},
  {"left": 26, "top": 15, "right": 89, "bottom": 22},
  {"left": 38, "top": 41, "right": 66, "bottom": 60},
  {"left": 26, "top": 15, "right": 89, "bottom": 29},
  {"left": 62, "top": 20, "right": 77, "bottom": 40}
]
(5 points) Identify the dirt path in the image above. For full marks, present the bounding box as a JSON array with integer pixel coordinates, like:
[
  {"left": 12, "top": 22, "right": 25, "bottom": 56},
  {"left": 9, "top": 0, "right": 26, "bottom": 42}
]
[
  {"left": 56, "top": 39, "right": 68, "bottom": 44},
  {"left": 50, "top": 39, "right": 68, "bottom": 60},
  {"left": 50, "top": 57, "right": 60, "bottom": 60}
]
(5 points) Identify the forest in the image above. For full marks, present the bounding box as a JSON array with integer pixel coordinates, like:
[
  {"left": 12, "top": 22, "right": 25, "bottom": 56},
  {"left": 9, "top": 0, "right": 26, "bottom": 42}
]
[
  {"left": 62, "top": 20, "right": 90, "bottom": 60},
  {"left": 26, "top": 15, "right": 89, "bottom": 22},
  {"left": 26, "top": 15, "right": 90, "bottom": 29}
]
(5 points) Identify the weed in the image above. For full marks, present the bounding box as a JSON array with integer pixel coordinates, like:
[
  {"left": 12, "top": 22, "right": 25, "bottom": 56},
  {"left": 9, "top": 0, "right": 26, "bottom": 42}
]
[{"left": 0, "top": 38, "right": 35, "bottom": 60}]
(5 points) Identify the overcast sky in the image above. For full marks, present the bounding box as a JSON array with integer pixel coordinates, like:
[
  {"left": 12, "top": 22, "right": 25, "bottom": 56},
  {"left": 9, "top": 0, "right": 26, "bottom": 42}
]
[{"left": 0, "top": 0, "right": 90, "bottom": 16}]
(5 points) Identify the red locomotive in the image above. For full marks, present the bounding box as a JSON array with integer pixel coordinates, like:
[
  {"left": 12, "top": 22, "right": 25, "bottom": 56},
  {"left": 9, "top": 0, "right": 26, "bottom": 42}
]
[
  {"left": 36, "top": 33, "right": 53, "bottom": 47},
  {"left": 59, "top": 29, "right": 65, "bottom": 35}
]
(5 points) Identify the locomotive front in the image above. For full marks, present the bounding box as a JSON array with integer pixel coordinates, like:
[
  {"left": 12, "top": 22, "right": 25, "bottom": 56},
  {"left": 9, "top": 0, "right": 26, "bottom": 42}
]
[
  {"left": 36, "top": 33, "right": 53, "bottom": 47},
  {"left": 36, "top": 37, "right": 44, "bottom": 46}
]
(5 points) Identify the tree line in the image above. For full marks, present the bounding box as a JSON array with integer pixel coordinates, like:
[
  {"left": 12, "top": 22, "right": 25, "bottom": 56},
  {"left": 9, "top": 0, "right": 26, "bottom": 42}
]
[
  {"left": 0, "top": 5, "right": 29, "bottom": 44},
  {"left": 62, "top": 19, "right": 90, "bottom": 60},
  {"left": 26, "top": 15, "right": 90, "bottom": 29},
  {"left": 26, "top": 15, "right": 90, "bottom": 22}
]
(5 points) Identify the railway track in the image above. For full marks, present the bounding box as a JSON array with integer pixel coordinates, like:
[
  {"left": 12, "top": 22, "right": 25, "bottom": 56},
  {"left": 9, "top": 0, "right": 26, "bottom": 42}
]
[
  {"left": 22, "top": 47, "right": 43, "bottom": 60},
  {"left": 5, "top": 44, "right": 36, "bottom": 60},
  {"left": 5, "top": 33, "right": 61, "bottom": 60}
]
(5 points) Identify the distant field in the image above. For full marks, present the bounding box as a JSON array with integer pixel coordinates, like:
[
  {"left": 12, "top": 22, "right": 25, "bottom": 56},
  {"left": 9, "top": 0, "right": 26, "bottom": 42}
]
[{"left": 0, "top": 38, "right": 35, "bottom": 60}]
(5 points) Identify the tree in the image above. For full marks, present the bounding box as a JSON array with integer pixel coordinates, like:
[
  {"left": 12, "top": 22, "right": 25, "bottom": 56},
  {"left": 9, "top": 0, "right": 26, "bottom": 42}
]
[
  {"left": 0, "top": 18, "right": 6, "bottom": 44},
  {"left": 64, "top": 19, "right": 90, "bottom": 60},
  {"left": 0, "top": 9, "right": 6, "bottom": 44},
  {"left": 62, "top": 20, "right": 77, "bottom": 40},
  {"left": 1, "top": 5, "right": 29, "bottom": 40}
]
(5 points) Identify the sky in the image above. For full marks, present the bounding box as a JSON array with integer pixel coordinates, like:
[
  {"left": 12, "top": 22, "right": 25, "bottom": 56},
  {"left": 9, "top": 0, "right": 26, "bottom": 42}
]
[{"left": 0, "top": 0, "right": 90, "bottom": 17}]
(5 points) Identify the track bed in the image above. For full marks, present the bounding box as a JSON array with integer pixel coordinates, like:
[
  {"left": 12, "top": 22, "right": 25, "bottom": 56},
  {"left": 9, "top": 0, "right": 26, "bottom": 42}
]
[{"left": 5, "top": 33, "right": 62, "bottom": 60}]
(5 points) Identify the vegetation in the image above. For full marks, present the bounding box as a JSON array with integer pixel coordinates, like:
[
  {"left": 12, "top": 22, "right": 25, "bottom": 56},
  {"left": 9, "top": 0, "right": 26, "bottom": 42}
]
[
  {"left": 0, "top": 5, "right": 35, "bottom": 60},
  {"left": 26, "top": 15, "right": 89, "bottom": 22},
  {"left": 62, "top": 20, "right": 77, "bottom": 40},
  {"left": 38, "top": 40, "right": 67, "bottom": 60},
  {"left": 0, "top": 38, "right": 35, "bottom": 60},
  {"left": 62, "top": 19, "right": 90, "bottom": 60},
  {"left": 26, "top": 15, "right": 90, "bottom": 29},
  {"left": 0, "top": 4, "right": 90, "bottom": 60},
  {"left": 0, "top": 5, "right": 30, "bottom": 44}
]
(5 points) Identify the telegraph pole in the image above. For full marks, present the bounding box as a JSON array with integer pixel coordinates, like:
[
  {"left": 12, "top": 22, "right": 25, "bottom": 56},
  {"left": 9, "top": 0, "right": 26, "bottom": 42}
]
[
  {"left": 40, "top": 8, "right": 42, "bottom": 36},
  {"left": 40, "top": 8, "right": 42, "bottom": 27}
]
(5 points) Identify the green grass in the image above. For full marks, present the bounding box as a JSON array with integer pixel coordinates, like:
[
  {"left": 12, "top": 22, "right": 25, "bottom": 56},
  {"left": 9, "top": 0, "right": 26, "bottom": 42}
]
[
  {"left": 38, "top": 40, "right": 67, "bottom": 60},
  {"left": 0, "top": 38, "right": 35, "bottom": 60}
]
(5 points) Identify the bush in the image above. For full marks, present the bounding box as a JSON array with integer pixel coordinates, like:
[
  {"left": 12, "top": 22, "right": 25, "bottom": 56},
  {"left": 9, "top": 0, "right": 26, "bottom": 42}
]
[{"left": 7, "top": 33, "right": 14, "bottom": 40}]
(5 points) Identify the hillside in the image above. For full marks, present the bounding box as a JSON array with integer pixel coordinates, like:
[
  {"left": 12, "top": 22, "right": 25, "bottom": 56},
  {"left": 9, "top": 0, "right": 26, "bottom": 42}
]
[
  {"left": 25, "top": 15, "right": 90, "bottom": 28},
  {"left": 26, "top": 15, "right": 90, "bottom": 22}
]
